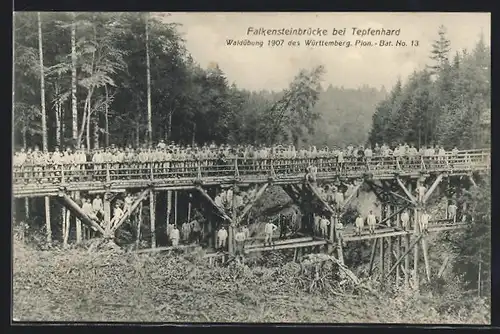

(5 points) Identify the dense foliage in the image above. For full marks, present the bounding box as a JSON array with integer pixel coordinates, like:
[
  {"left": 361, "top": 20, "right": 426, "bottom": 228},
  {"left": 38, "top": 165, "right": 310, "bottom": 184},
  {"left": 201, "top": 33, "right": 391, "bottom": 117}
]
[
  {"left": 14, "top": 12, "right": 386, "bottom": 151},
  {"left": 368, "top": 25, "right": 490, "bottom": 149}
]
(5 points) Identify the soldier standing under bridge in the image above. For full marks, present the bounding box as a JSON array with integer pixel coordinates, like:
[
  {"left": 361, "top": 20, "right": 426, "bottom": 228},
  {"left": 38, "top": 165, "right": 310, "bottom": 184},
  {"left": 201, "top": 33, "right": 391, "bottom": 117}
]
[
  {"left": 217, "top": 226, "right": 228, "bottom": 250},
  {"left": 367, "top": 210, "right": 377, "bottom": 234},
  {"left": 92, "top": 195, "right": 104, "bottom": 220},
  {"left": 417, "top": 184, "right": 427, "bottom": 203},
  {"left": 170, "top": 225, "right": 180, "bottom": 247},
  {"left": 234, "top": 227, "right": 246, "bottom": 263},
  {"left": 264, "top": 221, "right": 278, "bottom": 246},
  {"left": 448, "top": 202, "right": 458, "bottom": 223},
  {"left": 420, "top": 210, "right": 431, "bottom": 234},
  {"left": 401, "top": 209, "right": 410, "bottom": 231},
  {"left": 319, "top": 215, "right": 330, "bottom": 238},
  {"left": 181, "top": 221, "right": 192, "bottom": 243},
  {"left": 355, "top": 214, "right": 364, "bottom": 236}
]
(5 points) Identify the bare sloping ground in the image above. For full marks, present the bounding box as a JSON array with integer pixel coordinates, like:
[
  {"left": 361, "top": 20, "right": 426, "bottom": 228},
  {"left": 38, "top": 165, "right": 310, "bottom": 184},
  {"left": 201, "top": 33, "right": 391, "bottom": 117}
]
[{"left": 13, "top": 240, "right": 489, "bottom": 324}]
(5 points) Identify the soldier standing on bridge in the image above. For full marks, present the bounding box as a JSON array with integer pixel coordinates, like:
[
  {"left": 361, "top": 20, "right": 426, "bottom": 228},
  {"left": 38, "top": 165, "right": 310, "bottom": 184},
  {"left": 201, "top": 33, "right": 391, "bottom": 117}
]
[
  {"left": 355, "top": 214, "right": 364, "bottom": 236},
  {"left": 367, "top": 210, "right": 377, "bottom": 234},
  {"left": 306, "top": 164, "right": 317, "bottom": 183},
  {"left": 364, "top": 146, "right": 373, "bottom": 164}
]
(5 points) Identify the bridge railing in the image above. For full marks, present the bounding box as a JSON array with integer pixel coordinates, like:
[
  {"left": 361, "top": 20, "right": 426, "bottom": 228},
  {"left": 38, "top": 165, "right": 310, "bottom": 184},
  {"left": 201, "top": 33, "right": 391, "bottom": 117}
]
[{"left": 12, "top": 150, "right": 490, "bottom": 187}]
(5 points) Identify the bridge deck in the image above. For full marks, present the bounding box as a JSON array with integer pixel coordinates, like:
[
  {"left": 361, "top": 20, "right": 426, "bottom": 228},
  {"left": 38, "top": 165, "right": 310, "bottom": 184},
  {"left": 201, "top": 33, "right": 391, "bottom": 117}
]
[{"left": 12, "top": 150, "right": 490, "bottom": 197}]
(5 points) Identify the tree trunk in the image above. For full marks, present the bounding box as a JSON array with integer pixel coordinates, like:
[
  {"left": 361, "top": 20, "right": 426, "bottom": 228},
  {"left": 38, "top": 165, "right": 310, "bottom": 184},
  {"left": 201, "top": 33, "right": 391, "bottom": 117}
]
[
  {"left": 93, "top": 116, "right": 99, "bottom": 149},
  {"left": 136, "top": 122, "right": 140, "bottom": 147},
  {"left": 192, "top": 122, "right": 196, "bottom": 146},
  {"left": 145, "top": 13, "right": 152, "bottom": 147},
  {"left": 86, "top": 110, "right": 91, "bottom": 150},
  {"left": 22, "top": 128, "right": 27, "bottom": 150},
  {"left": 105, "top": 85, "right": 109, "bottom": 147},
  {"left": 71, "top": 14, "right": 78, "bottom": 145},
  {"left": 54, "top": 78, "right": 61, "bottom": 147},
  {"left": 168, "top": 110, "right": 173, "bottom": 140},
  {"left": 37, "top": 12, "right": 47, "bottom": 152}
]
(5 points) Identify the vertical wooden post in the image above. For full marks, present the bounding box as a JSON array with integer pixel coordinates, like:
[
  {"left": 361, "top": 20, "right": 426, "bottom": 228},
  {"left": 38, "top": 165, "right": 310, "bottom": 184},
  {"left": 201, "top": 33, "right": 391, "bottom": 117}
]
[
  {"left": 75, "top": 191, "right": 82, "bottom": 243},
  {"left": 150, "top": 189, "right": 156, "bottom": 248},
  {"left": 166, "top": 190, "right": 171, "bottom": 228},
  {"left": 404, "top": 183, "right": 411, "bottom": 289},
  {"left": 64, "top": 208, "right": 70, "bottom": 246},
  {"left": 387, "top": 205, "right": 392, "bottom": 276},
  {"left": 103, "top": 192, "right": 111, "bottom": 232},
  {"left": 61, "top": 206, "right": 66, "bottom": 245},
  {"left": 174, "top": 191, "right": 178, "bottom": 226},
  {"left": 379, "top": 236, "right": 384, "bottom": 280},
  {"left": 396, "top": 210, "right": 401, "bottom": 285},
  {"left": 25, "top": 198, "right": 30, "bottom": 220},
  {"left": 229, "top": 185, "right": 236, "bottom": 254},
  {"left": 44, "top": 196, "right": 52, "bottom": 244},
  {"left": 136, "top": 202, "right": 143, "bottom": 249},
  {"left": 422, "top": 236, "right": 431, "bottom": 282},
  {"left": 329, "top": 214, "right": 335, "bottom": 243},
  {"left": 335, "top": 215, "right": 344, "bottom": 265},
  {"left": 478, "top": 252, "right": 482, "bottom": 297},
  {"left": 413, "top": 182, "right": 420, "bottom": 290},
  {"left": 368, "top": 238, "right": 378, "bottom": 276},
  {"left": 187, "top": 193, "right": 192, "bottom": 223}
]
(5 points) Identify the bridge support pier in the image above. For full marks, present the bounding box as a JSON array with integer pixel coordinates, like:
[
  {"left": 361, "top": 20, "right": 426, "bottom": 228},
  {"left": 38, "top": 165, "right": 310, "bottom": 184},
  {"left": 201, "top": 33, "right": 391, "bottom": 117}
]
[
  {"left": 150, "top": 189, "right": 156, "bottom": 249},
  {"left": 44, "top": 196, "right": 52, "bottom": 245},
  {"left": 74, "top": 191, "right": 82, "bottom": 244}
]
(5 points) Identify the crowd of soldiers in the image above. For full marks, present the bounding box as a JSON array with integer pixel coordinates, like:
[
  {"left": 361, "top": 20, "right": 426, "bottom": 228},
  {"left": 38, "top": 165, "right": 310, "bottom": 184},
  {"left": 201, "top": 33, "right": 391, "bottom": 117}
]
[{"left": 13, "top": 141, "right": 461, "bottom": 167}]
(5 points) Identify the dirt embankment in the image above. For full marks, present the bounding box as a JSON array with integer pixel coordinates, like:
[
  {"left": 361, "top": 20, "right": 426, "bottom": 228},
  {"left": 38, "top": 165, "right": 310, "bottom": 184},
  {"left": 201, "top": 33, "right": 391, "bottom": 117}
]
[{"left": 13, "top": 239, "right": 489, "bottom": 324}]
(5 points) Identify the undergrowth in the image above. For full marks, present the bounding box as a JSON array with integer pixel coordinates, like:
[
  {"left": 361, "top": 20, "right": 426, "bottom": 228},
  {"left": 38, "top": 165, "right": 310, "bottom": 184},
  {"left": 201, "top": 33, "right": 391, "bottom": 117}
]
[{"left": 13, "top": 239, "right": 490, "bottom": 323}]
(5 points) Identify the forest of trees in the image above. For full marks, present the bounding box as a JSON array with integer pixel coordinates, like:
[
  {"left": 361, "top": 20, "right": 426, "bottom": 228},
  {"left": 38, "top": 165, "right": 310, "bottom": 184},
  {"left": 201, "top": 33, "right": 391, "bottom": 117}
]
[
  {"left": 13, "top": 13, "right": 491, "bottom": 308},
  {"left": 368, "top": 25, "right": 490, "bottom": 150},
  {"left": 13, "top": 12, "right": 388, "bottom": 152}
]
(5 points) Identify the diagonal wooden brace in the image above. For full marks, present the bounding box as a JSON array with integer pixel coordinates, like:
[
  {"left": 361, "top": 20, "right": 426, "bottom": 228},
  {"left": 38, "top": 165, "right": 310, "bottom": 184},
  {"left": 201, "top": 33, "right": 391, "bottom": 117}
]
[
  {"left": 57, "top": 191, "right": 107, "bottom": 236},
  {"left": 238, "top": 183, "right": 269, "bottom": 222},
  {"left": 379, "top": 204, "right": 411, "bottom": 226},
  {"left": 386, "top": 234, "right": 423, "bottom": 278},
  {"left": 306, "top": 181, "right": 336, "bottom": 214},
  {"left": 422, "top": 173, "right": 444, "bottom": 203},
  {"left": 340, "top": 179, "right": 364, "bottom": 212},
  {"left": 370, "top": 180, "right": 416, "bottom": 206},
  {"left": 396, "top": 177, "right": 418, "bottom": 205},
  {"left": 110, "top": 188, "right": 151, "bottom": 233},
  {"left": 196, "top": 186, "right": 233, "bottom": 223}
]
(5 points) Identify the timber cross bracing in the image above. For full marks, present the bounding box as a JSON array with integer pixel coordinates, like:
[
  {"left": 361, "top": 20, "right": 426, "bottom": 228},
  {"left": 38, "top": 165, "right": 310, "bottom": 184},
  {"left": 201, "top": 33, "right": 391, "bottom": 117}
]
[{"left": 12, "top": 149, "right": 490, "bottom": 198}]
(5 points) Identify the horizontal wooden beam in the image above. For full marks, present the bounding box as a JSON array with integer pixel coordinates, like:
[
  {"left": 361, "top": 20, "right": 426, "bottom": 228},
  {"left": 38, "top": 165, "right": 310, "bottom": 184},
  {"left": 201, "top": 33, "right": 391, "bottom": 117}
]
[
  {"left": 245, "top": 236, "right": 313, "bottom": 249},
  {"left": 135, "top": 244, "right": 200, "bottom": 254},
  {"left": 246, "top": 240, "right": 327, "bottom": 253}
]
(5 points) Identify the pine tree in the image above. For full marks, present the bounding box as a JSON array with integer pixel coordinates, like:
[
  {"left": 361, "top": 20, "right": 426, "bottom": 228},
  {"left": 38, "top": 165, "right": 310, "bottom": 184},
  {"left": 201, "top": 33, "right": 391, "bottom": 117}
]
[{"left": 429, "top": 25, "right": 451, "bottom": 74}]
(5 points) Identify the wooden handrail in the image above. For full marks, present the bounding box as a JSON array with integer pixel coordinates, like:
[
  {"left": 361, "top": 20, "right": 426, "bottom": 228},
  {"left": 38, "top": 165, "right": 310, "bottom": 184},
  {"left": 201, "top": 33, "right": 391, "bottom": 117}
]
[{"left": 12, "top": 149, "right": 491, "bottom": 188}]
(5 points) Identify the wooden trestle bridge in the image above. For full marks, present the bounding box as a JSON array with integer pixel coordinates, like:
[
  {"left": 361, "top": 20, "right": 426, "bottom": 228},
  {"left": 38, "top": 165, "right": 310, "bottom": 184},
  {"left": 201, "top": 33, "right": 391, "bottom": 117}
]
[{"left": 13, "top": 149, "right": 490, "bottom": 287}]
